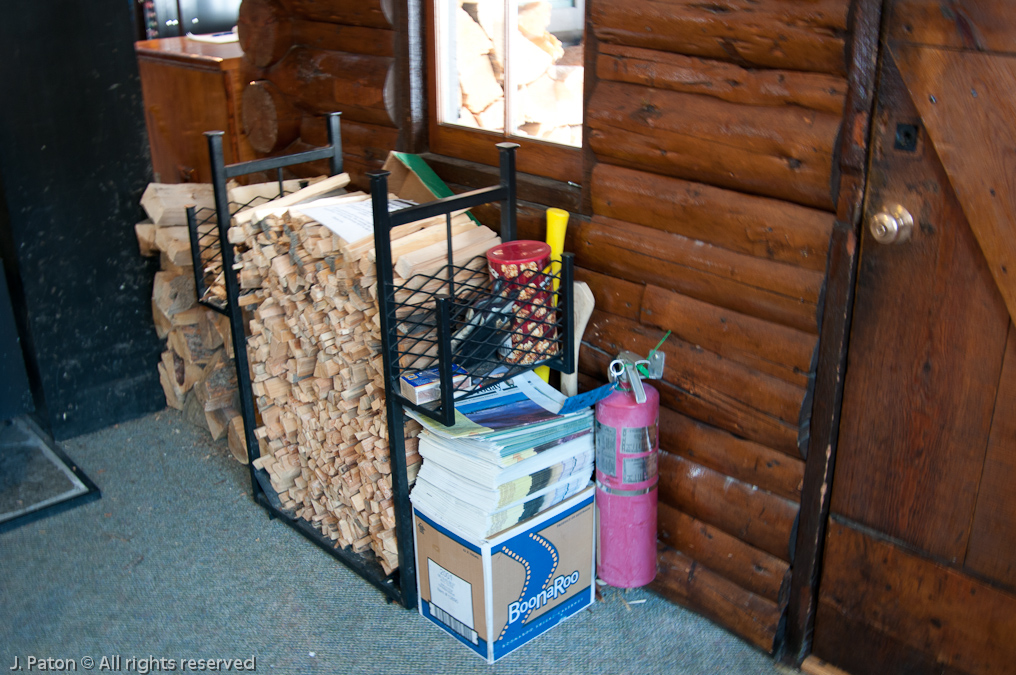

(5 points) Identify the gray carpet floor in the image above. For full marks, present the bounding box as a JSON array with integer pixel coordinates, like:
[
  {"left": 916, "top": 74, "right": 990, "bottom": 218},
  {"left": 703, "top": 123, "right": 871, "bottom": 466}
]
[{"left": 1, "top": 409, "right": 786, "bottom": 675}]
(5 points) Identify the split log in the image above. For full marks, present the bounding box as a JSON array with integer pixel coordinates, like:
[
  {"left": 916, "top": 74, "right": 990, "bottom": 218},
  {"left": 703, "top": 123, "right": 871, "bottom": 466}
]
[
  {"left": 585, "top": 310, "right": 808, "bottom": 427},
  {"left": 641, "top": 284, "right": 817, "bottom": 388},
  {"left": 651, "top": 546, "right": 780, "bottom": 653},
  {"left": 392, "top": 224, "right": 497, "bottom": 279},
  {"left": 228, "top": 415, "right": 248, "bottom": 464},
  {"left": 591, "top": 0, "right": 849, "bottom": 76},
  {"left": 279, "top": 0, "right": 392, "bottom": 29},
  {"left": 587, "top": 81, "right": 840, "bottom": 211},
  {"left": 574, "top": 217, "right": 821, "bottom": 334},
  {"left": 205, "top": 405, "right": 239, "bottom": 441},
  {"left": 152, "top": 271, "right": 197, "bottom": 332},
  {"left": 141, "top": 183, "right": 215, "bottom": 226},
  {"left": 597, "top": 43, "right": 848, "bottom": 115},
  {"left": 659, "top": 408, "right": 804, "bottom": 499},
  {"left": 591, "top": 163, "right": 834, "bottom": 272},
  {"left": 658, "top": 451, "right": 799, "bottom": 562},
  {"left": 658, "top": 504, "right": 789, "bottom": 603},
  {"left": 153, "top": 227, "right": 195, "bottom": 268},
  {"left": 233, "top": 172, "right": 351, "bottom": 226},
  {"left": 263, "top": 46, "right": 395, "bottom": 127},
  {"left": 135, "top": 222, "right": 158, "bottom": 257}
]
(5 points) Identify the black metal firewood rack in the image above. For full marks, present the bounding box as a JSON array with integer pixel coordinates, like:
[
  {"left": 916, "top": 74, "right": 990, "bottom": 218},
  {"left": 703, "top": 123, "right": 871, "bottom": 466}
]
[
  {"left": 202, "top": 123, "right": 574, "bottom": 610},
  {"left": 370, "top": 143, "right": 575, "bottom": 610},
  {"left": 200, "top": 113, "right": 413, "bottom": 604}
]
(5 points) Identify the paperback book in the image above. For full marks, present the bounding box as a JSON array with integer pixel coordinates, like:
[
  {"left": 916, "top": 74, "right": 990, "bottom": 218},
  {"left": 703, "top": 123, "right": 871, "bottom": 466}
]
[{"left": 408, "top": 371, "right": 594, "bottom": 540}]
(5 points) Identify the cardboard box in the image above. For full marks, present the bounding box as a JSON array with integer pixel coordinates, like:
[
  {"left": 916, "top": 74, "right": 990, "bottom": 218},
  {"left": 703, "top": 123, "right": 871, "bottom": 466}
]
[
  {"left": 382, "top": 152, "right": 480, "bottom": 223},
  {"left": 413, "top": 487, "right": 595, "bottom": 663}
]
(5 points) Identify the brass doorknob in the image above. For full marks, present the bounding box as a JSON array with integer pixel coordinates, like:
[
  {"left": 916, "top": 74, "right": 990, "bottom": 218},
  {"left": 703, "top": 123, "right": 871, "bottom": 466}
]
[{"left": 869, "top": 204, "right": 914, "bottom": 244}]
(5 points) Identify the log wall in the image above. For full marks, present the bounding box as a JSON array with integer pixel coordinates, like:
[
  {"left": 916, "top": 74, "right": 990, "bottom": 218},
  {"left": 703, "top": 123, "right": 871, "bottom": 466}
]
[
  {"left": 236, "top": 0, "right": 400, "bottom": 187},
  {"left": 584, "top": 0, "right": 852, "bottom": 653}
]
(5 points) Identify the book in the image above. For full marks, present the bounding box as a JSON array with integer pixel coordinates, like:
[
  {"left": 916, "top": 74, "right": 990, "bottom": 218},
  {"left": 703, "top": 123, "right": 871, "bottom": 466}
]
[
  {"left": 407, "top": 371, "right": 578, "bottom": 440},
  {"left": 416, "top": 445, "right": 594, "bottom": 510},
  {"left": 408, "top": 370, "right": 596, "bottom": 541},
  {"left": 411, "top": 471, "right": 592, "bottom": 539},
  {"left": 418, "top": 430, "right": 593, "bottom": 486}
]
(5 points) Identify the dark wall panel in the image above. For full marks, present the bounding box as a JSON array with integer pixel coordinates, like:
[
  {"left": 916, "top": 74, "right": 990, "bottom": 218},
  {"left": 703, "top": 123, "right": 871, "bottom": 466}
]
[{"left": 0, "top": 0, "right": 164, "bottom": 438}]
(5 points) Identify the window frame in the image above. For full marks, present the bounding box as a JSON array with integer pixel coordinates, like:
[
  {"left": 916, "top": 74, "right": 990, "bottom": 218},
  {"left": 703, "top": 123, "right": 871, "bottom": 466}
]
[{"left": 424, "top": 0, "right": 583, "bottom": 185}]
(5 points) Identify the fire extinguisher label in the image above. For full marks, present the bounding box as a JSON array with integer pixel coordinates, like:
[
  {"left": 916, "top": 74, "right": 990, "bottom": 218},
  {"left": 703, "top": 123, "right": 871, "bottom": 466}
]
[
  {"left": 622, "top": 453, "right": 658, "bottom": 484},
  {"left": 594, "top": 418, "right": 617, "bottom": 477},
  {"left": 620, "top": 425, "right": 657, "bottom": 454}
]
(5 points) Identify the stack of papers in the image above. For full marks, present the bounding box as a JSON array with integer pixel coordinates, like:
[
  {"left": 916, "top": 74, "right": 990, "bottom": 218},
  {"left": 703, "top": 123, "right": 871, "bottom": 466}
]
[{"left": 408, "top": 372, "right": 594, "bottom": 539}]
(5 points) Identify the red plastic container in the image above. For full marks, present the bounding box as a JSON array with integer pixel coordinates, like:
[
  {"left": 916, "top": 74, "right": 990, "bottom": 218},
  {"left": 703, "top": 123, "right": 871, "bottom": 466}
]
[{"left": 486, "top": 240, "right": 556, "bottom": 365}]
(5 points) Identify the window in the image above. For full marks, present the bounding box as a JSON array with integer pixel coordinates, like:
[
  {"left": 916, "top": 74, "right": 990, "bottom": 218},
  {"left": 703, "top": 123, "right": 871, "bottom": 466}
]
[{"left": 428, "top": 0, "right": 584, "bottom": 183}]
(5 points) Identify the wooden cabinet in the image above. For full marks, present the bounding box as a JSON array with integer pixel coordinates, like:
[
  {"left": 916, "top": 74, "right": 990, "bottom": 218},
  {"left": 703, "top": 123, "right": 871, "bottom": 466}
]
[{"left": 135, "top": 37, "right": 254, "bottom": 183}]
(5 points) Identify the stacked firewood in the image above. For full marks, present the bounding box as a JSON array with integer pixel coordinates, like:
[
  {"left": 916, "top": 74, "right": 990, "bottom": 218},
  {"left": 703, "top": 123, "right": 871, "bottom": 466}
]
[
  {"left": 135, "top": 184, "right": 247, "bottom": 463},
  {"left": 234, "top": 179, "right": 495, "bottom": 573}
]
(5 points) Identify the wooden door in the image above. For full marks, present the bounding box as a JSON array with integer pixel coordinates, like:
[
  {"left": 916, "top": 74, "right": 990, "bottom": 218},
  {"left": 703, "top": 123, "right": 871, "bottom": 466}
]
[{"left": 810, "top": 2, "right": 1016, "bottom": 673}]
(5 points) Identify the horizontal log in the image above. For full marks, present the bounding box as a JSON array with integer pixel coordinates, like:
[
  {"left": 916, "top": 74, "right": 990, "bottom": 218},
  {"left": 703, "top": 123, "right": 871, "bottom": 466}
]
[
  {"left": 651, "top": 546, "right": 780, "bottom": 653},
  {"left": 659, "top": 452, "right": 798, "bottom": 561},
  {"left": 658, "top": 503, "right": 789, "bottom": 602},
  {"left": 591, "top": 0, "right": 849, "bottom": 76},
  {"left": 588, "top": 81, "right": 840, "bottom": 210},
  {"left": 242, "top": 80, "right": 302, "bottom": 154},
  {"left": 574, "top": 266, "right": 643, "bottom": 321},
  {"left": 597, "top": 44, "right": 847, "bottom": 115},
  {"left": 660, "top": 407, "right": 804, "bottom": 497},
  {"left": 641, "top": 284, "right": 817, "bottom": 387},
  {"left": 580, "top": 344, "right": 801, "bottom": 454},
  {"left": 586, "top": 310, "right": 807, "bottom": 427},
  {"left": 300, "top": 116, "right": 398, "bottom": 166},
  {"left": 459, "top": 199, "right": 552, "bottom": 243},
  {"left": 293, "top": 19, "right": 394, "bottom": 58},
  {"left": 279, "top": 0, "right": 392, "bottom": 29},
  {"left": 575, "top": 218, "right": 820, "bottom": 333},
  {"left": 423, "top": 152, "right": 582, "bottom": 214},
  {"left": 591, "top": 163, "right": 833, "bottom": 272},
  {"left": 265, "top": 47, "right": 395, "bottom": 127},
  {"left": 238, "top": 0, "right": 292, "bottom": 68},
  {"left": 239, "top": 0, "right": 394, "bottom": 70}
]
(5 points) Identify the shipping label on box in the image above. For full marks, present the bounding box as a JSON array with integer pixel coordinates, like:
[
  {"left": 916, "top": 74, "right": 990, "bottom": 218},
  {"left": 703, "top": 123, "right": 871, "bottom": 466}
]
[{"left": 413, "top": 487, "right": 595, "bottom": 663}]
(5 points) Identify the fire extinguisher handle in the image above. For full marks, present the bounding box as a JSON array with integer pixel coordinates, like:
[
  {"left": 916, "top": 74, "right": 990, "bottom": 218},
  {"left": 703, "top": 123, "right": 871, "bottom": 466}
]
[{"left": 624, "top": 362, "right": 647, "bottom": 404}]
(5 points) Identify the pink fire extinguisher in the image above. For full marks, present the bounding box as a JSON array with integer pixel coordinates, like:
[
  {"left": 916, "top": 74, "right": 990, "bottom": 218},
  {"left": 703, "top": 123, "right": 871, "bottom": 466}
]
[{"left": 595, "top": 349, "right": 664, "bottom": 587}]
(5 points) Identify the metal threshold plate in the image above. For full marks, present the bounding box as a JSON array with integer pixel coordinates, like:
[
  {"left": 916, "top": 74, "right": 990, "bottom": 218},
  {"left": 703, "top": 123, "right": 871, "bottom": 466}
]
[{"left": 0, "top": 417, "right": 97, "bottom": 529}]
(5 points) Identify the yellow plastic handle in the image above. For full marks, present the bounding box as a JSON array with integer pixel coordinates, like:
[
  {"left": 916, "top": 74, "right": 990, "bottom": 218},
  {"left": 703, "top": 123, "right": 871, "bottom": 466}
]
[
  {"left": 545, "top": 208, "right": 569, "bottom": 292},
  {"left": 536, "top": 208, "right": 570, "bottom": 385}
]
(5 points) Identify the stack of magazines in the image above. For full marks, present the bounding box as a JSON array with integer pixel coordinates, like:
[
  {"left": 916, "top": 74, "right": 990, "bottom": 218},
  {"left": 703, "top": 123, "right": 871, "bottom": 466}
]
[{"left": 407, "top": 372, "right": 594, "bottom": 539}]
